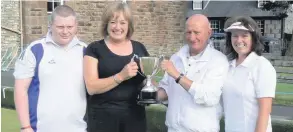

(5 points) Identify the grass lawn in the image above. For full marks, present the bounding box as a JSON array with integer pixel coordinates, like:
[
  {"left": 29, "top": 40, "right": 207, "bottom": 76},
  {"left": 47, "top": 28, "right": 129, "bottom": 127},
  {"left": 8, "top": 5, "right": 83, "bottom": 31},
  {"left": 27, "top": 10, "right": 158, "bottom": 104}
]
[
  {"left": 278, "top": 73, "right": 293, "bottom": 77},
  {"left": 276, "top": 83, "right": 293, "bottom": 92},
  {"left": 277, "top": 66, "right": 293, "bottom": 70},
  {"left": 1, "top": 108, "right": 20, "bottom": 132},
  {"left": 274, "top": 95, "right": 293, "bottom": 106},
  {"left": 274, "top": 83, "right": 293, "bottom": 106}
]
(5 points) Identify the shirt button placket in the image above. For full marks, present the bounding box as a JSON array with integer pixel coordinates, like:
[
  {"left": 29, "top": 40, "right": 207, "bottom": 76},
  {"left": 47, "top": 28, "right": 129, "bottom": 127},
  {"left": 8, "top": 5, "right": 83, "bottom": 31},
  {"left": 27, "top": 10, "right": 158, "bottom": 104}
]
[
  {"left": 177, "top": 97, "right": 182, "bottom": 128},
  {"left": 186, "top": 57, "right": 191, "bottom": 74}
]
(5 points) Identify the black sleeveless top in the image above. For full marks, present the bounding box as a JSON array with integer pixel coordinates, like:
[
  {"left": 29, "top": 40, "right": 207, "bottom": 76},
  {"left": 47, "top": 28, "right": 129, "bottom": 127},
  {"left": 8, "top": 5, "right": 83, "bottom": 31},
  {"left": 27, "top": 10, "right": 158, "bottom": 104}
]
[{"left": 85, "top": 39, "right": 149, "bottom": 109}]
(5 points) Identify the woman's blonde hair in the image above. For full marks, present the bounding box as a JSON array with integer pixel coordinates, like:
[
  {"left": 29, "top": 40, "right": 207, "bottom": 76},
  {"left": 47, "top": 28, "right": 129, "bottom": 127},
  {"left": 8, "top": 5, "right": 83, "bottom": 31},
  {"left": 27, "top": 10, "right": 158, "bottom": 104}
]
[{"left": 101, "top": 2, "right": 134, "bottom": 39}]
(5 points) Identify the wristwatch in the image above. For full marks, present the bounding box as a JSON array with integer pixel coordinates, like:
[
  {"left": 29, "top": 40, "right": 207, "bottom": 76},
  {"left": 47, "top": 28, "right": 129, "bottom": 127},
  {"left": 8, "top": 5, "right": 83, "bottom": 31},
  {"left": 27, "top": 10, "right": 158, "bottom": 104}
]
[{"left": 175, "top": 73, "right": 184, "bottom": 83}]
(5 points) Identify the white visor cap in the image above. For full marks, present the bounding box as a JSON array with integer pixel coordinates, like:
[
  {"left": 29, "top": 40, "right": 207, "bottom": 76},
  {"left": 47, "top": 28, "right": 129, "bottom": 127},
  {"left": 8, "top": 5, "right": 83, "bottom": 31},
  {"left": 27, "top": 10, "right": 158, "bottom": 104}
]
[{"left": 224, "top": 22, "right": 254, "bottom": 32}]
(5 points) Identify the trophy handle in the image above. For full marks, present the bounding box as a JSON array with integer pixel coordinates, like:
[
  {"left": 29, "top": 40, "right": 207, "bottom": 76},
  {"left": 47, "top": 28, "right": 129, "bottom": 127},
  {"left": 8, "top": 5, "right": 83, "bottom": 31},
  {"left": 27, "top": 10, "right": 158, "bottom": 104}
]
[
  {"left": 132, "top": 54, "right": 146, "bottom": 77},
  {"left": 137, "top": 68, "right": 145, "bottom": 77},
  {"left": 131, "top": 54, "right": 139, "bottom": 62},
  {"left": 152, "top": 55, "right": 165, "bottom": 77}
]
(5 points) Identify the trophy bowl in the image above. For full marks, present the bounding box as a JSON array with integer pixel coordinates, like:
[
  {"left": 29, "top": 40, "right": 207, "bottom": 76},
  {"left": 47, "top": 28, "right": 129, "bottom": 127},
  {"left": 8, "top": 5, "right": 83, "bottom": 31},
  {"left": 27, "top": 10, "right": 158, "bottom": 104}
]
[{"left": 137, "top": 56, "right": 163, "bottom": 105}]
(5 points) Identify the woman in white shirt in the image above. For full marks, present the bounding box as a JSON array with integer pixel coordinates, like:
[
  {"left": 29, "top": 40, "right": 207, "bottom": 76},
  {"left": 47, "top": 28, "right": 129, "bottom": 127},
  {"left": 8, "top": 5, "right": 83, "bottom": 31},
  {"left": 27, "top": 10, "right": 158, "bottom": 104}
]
[{"left": 222, "top": 16, "right": 277, "bottom": 132}]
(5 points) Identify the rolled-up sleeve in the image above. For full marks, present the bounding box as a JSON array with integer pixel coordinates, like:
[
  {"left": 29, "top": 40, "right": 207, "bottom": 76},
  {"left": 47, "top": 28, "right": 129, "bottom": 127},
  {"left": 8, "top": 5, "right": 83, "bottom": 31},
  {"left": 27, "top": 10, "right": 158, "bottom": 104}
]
[
  {"left": 188, "top": 59, "right": 229, "bottom": 106},
  {"left": 13, "top": 47, "right": 36, "bottom": 79}
]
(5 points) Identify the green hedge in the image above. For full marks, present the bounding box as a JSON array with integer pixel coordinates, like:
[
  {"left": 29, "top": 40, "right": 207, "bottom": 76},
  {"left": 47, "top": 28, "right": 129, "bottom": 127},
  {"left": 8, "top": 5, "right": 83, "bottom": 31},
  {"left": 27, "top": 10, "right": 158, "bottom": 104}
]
[
  {"left": 2, "top": 89, "right": 293, "bottom": 132},
  {"left": 1, "top": 88, "right": 15, "bottom": 109},
  {"left": 145, "top": 105, "right": 225, "bottom": 132},
  {"left": 146, "top": 105, "right": 293, "bottom": 132}
]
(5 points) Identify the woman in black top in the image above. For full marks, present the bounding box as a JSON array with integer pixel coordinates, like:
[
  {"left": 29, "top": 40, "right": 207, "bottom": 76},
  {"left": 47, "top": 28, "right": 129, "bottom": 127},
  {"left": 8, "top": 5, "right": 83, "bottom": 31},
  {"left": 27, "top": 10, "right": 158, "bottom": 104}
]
[{"left": 83, "top": 2, "right": 149, "bottom": 132}]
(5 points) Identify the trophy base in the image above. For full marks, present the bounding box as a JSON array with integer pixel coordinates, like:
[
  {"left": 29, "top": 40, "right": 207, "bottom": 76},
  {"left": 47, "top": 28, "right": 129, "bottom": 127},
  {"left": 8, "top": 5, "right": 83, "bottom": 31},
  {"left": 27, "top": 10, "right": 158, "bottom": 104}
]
[
  {"left": 138, "top": 88, "right": 158, "bottom": 105},
  {"left": 140, "top": 91, "right": 157, "bottom": 100},
  {"left": 137, "top": 99, "right": 158, "bottom": 105}
]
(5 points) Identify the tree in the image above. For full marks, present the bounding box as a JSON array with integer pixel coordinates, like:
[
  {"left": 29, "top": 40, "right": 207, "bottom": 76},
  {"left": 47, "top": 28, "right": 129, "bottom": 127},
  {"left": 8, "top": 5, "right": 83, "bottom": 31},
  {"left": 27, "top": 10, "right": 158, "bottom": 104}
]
[{"left": 262, "top": 1, "right": 293, "bottom": 56}]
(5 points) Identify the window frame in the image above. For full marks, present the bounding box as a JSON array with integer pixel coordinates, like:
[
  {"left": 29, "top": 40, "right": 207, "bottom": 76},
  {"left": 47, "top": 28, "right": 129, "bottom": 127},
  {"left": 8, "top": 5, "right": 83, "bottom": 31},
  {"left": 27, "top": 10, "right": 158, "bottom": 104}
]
[
  {"left": 210, "top": 20, "right": 221, "bottom": 33},
  {"left": 47, "top": 0, "right": 64, "bottom": 14},
  {"left": 47, "top": 0, "right": 63, "bottom": 25},
  {"left": 256, "top": 20, "right": 265, "bottom": 35},
  {"left": 193, "top": 0, "right": 203, "bottom": 10}
]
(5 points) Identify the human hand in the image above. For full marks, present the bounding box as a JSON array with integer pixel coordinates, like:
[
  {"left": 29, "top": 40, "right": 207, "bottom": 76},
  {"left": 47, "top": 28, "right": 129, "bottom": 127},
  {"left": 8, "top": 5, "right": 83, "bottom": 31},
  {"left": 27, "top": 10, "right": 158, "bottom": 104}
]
[
  {"left": 118, "top": 61, "right": 139, "bottom": 81},
  {"left": 160, "top": 60, "right": 179, "bottom": 79}
]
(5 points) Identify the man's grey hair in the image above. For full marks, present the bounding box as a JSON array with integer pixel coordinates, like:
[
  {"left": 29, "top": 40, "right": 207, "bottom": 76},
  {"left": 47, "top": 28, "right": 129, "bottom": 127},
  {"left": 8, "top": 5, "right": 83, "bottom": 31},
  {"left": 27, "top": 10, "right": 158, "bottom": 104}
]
[{"left": 51, "top": 5, "right": 77, "bottom": 23}]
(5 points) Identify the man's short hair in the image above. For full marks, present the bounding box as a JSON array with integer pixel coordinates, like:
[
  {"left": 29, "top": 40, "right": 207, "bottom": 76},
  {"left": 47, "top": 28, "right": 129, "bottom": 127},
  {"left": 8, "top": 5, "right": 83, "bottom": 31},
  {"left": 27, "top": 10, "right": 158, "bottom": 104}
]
[{"left": 51, "top": 5, "right": 76, "bottom": 23}]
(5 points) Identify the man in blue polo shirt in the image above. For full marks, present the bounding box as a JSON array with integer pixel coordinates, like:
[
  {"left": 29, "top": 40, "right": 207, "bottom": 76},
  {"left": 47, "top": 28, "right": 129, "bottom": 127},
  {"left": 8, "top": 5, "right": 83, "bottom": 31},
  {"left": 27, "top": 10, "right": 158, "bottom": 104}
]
[{"left": 13, "top": 5, "right": 87, "bottom": 132}]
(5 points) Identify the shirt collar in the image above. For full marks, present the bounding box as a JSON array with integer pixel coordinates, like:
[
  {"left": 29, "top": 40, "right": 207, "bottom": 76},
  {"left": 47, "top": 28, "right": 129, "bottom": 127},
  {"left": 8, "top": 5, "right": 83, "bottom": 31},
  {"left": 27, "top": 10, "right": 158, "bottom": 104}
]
[
  {"left": 45, "top": 31, "right": 82, "bottom": 48},
  {"left": 230, "top": 52, "right": 259, "bottom": 68},
  {"left": 230, "top": 59, "right": 236, "bottom": 68},
  {"left": 187, "top": 48, "right": 204, "bottom": 60},
  {"left": 176, "top": 40, "right": 213, "bottom": 62}
]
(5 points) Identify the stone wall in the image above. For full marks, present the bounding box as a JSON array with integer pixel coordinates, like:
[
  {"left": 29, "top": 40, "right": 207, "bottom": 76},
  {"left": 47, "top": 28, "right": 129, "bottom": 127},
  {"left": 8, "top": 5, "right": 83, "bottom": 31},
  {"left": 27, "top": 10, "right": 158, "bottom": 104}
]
[
  {"left": 284, "top": 7, "right": 293, "bottom": 34},
  {"left": 263, "top": 53, "right": 293, "bottom": 84},
  {"left": 66, "top": 1, "right": 187, "bottom": 56},
  {"left": 130, "top": 1, "right": 187, "bottom": 56},
  {"left": 264, "top": 20, "right": 282, "bottom": 39},
  {"left": 285, "top": 11, "right": 293, "bottom": 56},
  {"left": 1, "top": 1, "right": 21, "bottom": 57},
  {"left": 22, "top": 1, "right": 48, "bottom": 45},
  {"left": 2, "top": 0, "right": 187, "bottom": 59},
  {"left": 65, "top": 1, "right": 105, "bottom": 45},
  {"left": 2, "top": 1, "right": 48, "bottom": 49}
]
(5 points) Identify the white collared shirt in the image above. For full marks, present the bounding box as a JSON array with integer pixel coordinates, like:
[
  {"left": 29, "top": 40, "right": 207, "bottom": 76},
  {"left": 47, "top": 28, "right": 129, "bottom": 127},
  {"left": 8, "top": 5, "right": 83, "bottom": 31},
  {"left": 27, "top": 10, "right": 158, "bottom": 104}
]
[
  {"left": 159, "top": 44, "right": 229, "bottom": 132},
  {"left": 14, "top": 32, "right": 87, "bottom": 132},
  {"left": 45, "top": 31, "right": 82, "bottom": 50},
  {"left": 222, "top": 52, "right": 276, "bottom": 132}
]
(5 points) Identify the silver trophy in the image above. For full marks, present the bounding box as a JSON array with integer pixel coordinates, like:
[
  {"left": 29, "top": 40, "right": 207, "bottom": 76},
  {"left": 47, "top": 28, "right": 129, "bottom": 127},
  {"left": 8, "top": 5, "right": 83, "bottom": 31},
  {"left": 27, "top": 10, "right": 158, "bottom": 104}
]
[{"left": 132, "top": 54, "right": 164, "bottom": 104}]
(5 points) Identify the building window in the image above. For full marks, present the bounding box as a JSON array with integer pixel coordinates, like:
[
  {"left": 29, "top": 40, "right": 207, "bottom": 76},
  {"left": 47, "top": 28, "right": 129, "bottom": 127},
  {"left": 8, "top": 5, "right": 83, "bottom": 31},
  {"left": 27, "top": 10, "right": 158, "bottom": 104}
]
[
  {"left": 193, "top": 0, "right": 203, "bottom": 10},
  {"left": 47, "top": 0, "right": 64, "bottom": 23},
  {"left": 258, "top": 0, "right": 275, "bottom": 8},
  {"left": 210, "top": 20, "right": 220, "bottom": 33},
  {"left": 256, "top": 20, "right": 265, "bottom": 35},
  {"left": 47, "top": 0, "right": 63, "bottom": 13}
]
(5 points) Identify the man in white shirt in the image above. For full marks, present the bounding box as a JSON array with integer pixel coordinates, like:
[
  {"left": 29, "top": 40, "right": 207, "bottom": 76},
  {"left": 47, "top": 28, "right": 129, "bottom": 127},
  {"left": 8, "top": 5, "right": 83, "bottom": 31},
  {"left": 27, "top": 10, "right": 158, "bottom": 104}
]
[
  {"left": 13, "top": 5, "right": 87, "bottom": 132},
  {"left": 157, "top": 14, "right": 229, "bottom": 132}
]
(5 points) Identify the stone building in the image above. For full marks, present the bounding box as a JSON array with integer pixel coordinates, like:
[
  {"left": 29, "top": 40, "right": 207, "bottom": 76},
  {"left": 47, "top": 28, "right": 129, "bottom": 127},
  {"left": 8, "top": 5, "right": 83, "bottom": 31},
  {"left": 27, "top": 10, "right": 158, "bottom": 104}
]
[
  {"left": 2, "top": 0, "right": 292, "bottom": 83},
  {"left": 188, "top": 1, "right": 286, "bottom": 39},
  {"left": 1, "top": 0, "right": 292, "bottom": 57},
  {"left": 1, "top": 1, "right": 22, "bottom": 55},
  {"left": 1, "top": 0, "right": 187, "bottom": 57}
]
